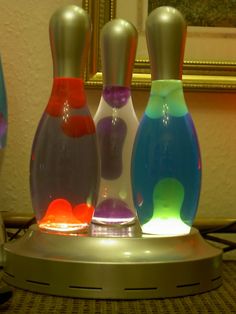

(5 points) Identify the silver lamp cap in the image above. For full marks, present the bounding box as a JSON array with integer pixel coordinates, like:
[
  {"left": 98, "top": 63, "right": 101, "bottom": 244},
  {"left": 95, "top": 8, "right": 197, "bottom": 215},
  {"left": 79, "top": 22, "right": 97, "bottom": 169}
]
[
  {"left": 146, "top": 6, "right": 187, "bottom": 80},
  {"left": 101, "top": 19, "right": 138, "bottom": 87},
  {"left": 49, "top": 5, "right": 91, "bottom": 78}
]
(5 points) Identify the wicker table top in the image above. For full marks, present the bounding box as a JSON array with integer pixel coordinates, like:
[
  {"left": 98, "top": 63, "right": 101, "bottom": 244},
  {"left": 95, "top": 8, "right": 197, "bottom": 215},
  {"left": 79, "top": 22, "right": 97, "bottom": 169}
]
[{"left": 0, "top": 260, "right": 235, "bottom": 314}]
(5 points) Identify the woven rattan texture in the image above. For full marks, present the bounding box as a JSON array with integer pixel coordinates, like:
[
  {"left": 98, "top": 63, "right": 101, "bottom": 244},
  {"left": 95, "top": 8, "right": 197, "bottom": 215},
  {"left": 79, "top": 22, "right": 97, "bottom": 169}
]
[{"left": 0, "top": 261, "right": 236, "bottom": 314}]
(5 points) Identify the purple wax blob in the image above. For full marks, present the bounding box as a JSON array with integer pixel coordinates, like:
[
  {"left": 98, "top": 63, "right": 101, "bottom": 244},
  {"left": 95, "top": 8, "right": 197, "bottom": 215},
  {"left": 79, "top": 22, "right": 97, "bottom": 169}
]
[
  {"left": 97, "top": 116, "right": 127, "bottom": 180},
  {"left": 94, "top": 198, "right": 134, "bottom": 219},
  {"left": 103, "top": 86, "right": 130, "bottom": 108}
]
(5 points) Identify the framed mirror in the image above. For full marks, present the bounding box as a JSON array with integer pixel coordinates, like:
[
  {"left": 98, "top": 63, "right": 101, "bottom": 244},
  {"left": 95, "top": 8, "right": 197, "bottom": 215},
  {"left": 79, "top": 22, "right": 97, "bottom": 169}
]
[{"left": 83, "top": 0, "right": 236, "bottom": 91}]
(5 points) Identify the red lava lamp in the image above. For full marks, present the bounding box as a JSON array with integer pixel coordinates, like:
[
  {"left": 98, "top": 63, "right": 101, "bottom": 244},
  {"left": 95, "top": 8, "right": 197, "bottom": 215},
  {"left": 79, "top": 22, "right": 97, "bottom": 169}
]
[{"left": 30, "top": 5, "right": 100, "bottom": 234}]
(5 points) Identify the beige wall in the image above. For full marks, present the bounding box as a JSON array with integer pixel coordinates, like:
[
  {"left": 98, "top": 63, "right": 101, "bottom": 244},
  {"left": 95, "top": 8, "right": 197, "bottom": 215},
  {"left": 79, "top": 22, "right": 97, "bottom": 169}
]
[{"left": 0, "top": 1, "right": 236, "bottom": 220}]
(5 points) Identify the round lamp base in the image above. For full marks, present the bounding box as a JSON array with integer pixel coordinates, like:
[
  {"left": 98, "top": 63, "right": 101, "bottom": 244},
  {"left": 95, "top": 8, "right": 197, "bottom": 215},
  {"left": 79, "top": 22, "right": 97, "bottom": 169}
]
[{"left": 3, "top": 224, "right": 222, "bottom": 299}]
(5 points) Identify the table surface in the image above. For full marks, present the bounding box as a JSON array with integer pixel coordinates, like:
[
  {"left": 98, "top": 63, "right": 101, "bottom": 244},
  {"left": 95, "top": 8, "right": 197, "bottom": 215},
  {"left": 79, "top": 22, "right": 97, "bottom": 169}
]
[{"left": 0, "top": 260, "right": 236, "bottom": 314}]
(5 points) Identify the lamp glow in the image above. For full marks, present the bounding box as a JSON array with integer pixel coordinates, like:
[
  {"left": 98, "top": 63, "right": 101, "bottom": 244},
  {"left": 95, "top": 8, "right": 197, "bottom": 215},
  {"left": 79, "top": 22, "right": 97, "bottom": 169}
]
[
  {"left": 140, "top": 177, "right": 190, "bottom": 235},
  {"left": 142, "top": 218, "right": 190, "bottom": 236}
]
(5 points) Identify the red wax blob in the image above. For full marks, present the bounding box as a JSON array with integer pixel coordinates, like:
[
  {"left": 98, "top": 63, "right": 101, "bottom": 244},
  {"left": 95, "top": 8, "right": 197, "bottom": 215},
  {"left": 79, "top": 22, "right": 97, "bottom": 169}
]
[
  {"left": 61, "top": 115, "right": 95, "bottom": 138},
  {"left": 46, "top": 77, "right": 86, "bottom": 117},
  {"left": 73, "top": 203, "right": 94, "bottom": 223},
  {"left": 40, "top": 198, "right": 81, "bottom": 225},
  {"left": 39, "top": 199, "right": 94, "bottom": 227}
]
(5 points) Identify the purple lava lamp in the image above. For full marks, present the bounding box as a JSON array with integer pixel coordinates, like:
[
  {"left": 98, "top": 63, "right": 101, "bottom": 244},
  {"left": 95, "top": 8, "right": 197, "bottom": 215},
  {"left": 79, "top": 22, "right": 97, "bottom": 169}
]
[{"left": 92, "top": 19, "right": 139, "bottom": 226}]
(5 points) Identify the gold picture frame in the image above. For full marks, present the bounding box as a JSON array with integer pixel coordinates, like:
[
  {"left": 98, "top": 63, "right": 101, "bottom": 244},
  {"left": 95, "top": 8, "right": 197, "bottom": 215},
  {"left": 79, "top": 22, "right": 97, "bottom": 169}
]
[{"left": 82, "top": 0, "right": 236, "bottom": 91}]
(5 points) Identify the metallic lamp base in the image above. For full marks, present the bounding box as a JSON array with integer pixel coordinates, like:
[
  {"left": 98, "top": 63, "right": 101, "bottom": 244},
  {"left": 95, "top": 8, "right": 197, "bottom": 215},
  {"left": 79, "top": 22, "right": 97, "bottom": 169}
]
[{"left": 3, "top": 224, "right": 222, "bottom": 299}]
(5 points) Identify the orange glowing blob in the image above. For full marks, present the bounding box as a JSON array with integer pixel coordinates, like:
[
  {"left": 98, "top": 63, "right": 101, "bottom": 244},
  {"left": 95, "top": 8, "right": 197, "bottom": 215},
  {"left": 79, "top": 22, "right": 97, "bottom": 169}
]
[
  {"left": 73, "top": 203, "right": 94, "bottom": 223},
  {"left": 40, "top": 198, "right": 81, "bottom": 225}
]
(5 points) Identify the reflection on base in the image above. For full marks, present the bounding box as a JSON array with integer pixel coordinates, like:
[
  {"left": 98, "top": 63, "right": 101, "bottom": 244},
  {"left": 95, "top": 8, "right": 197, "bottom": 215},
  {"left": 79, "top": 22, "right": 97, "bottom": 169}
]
[{"left": 39, "top": 222, "right": 88, "bottom": 234}]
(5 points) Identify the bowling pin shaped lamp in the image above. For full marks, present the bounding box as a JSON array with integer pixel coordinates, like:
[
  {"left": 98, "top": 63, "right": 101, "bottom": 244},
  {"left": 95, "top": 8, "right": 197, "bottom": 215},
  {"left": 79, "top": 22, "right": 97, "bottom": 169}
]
[
  {"left": 132, "top": 7, "right": 201, "bottom": 236},
  {"left": 92, "top": 19, "right": 139, "bottom": 225},
  {"left": 30, "top": 5, "right": 100, "bottom": 234}
]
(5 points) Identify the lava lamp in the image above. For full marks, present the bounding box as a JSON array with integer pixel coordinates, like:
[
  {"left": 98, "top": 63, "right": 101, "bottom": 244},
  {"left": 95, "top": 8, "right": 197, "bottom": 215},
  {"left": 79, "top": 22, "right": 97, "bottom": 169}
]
[
  {"left": 92, "top": 19, "right": 139, "bottom": 225},
  {"left": 131, "top": 6, "right": 201, "bottom": 236},
  {"left": 30, "top": 5, "right": 100, "bottom": 234}
]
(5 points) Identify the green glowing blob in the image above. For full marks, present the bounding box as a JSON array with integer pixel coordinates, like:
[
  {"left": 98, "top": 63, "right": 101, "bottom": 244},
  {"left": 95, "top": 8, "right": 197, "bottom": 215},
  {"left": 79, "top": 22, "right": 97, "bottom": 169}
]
[
  {"left": 145, "top": 80, "right": 188, "bottom": 119},
  {"left": 153, "top": 177, "right": 184, "bottom": 219},
  {"left": 141, "top": 178, "right": 190, "bottom": 235}
]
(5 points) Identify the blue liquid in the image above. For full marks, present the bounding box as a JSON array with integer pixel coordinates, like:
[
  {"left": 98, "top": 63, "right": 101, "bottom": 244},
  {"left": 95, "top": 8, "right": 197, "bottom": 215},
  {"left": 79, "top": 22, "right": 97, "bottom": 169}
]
[{"left": 131, "top": 112, "right": 201, "bottom": 228}]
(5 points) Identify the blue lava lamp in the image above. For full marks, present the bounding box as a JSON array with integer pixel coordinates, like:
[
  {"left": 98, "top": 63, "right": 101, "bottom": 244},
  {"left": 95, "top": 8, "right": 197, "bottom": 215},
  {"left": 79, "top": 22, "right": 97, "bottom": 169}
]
[{"left": 131, "top": 6, "right": 201, "bottom": 235}]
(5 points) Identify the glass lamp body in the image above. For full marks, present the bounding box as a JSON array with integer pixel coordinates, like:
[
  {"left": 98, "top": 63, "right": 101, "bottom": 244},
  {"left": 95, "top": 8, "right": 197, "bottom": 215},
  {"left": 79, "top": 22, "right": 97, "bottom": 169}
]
[
  {"left": 30, "top": 77, "right": 99, "bottom": 233},
  {"left": 92, "top": 86, "right": 139, "bottom": 225},
  {"left": 0, "top": 57, "right": 7, "bottom": 149},
  {"left": 131, "top": 80, "right": 201, "bottom": 235}
]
